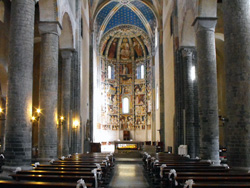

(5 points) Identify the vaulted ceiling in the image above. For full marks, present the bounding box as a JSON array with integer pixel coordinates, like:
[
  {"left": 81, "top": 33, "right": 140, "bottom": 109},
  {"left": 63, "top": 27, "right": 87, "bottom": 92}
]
[{"left": 94, "top": 0, "right": 157, "bottom": 40}]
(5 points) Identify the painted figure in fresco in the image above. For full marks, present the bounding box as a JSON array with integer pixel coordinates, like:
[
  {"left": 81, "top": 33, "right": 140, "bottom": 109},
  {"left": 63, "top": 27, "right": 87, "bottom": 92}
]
[
  {"left": 108, "top": 39, "right": 118, "bottom": 59},
  {"left": 133, "top": 38, "right": 143, "bottom": 57},
  {"left": 101, "top": 36, "right": 110, "bottom": 55},
  {"left": 136, "top": 95, "right": 144, "bottom": 105},
  {"left": 140, "top": 35, "right": 151, "bottom": 53},
  {"left": 120, "top": 38, "right": 130, "bottom": 60},
  {"left": 121, "top": 75, "right": 132, "bottom": 84},
  {"left": 123, "top": 65, "right": 129, "bottom": 74}
]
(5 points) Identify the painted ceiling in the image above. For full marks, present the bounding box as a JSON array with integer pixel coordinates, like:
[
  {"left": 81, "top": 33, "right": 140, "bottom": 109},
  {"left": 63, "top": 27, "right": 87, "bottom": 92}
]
[{"left": 95, "top": 0, "right": 157, "bottom": 39}]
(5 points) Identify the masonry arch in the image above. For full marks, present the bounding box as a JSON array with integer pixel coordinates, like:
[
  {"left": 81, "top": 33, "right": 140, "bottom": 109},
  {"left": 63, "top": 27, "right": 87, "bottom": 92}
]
[
  {"left": 180, "top": 9, "right": 196, "bottom": 46},
  {"left": 60, "top": 12, "right": 74, "bottom": 49}
]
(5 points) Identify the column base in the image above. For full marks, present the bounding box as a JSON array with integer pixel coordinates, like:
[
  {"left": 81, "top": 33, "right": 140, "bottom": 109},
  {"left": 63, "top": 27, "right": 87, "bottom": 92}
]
[
  {"left": 35, "top": 157, "right": 57, "bottom": 164},
  {"left": 230, "top": 167, "right": 250, "bottom": 172},
  {"left": 0, "top": 165, "right": 33, "bottom": 180},
  {"left": 200, "top": 159, "right": 221, "bottom": 166}
]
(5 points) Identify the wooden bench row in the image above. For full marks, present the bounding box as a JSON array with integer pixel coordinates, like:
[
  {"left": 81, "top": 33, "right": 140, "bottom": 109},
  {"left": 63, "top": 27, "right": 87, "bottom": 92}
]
[
  {"left": 143, "top": 152, "right": 250, "bottom": 188},
  {"left": 0, "top": 152, "right": 114, "bottom": 188}
]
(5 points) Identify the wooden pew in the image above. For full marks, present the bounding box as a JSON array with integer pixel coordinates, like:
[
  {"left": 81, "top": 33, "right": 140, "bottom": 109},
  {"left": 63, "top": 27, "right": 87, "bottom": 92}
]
[
  {"left": 4, "top": 152, "right": 114, "bottom": 188},
  {"left": 33, "top": 167, "right": 97, "bottom": 171},
  {"left": 0, "top": 180, "right": 93, "bottom": 188},
  {"left": 32, "top": 164, "right": 106, "bottom": 168},
  {"left": 0, "top": 153, "right": 4, "bottom": 173},
  {"left": 187, "top": 182, "right": 250, "bottom": 187},
  {"left": 10, "top": 174, "right": 96, "bottom": 184},
  {"left": 16, "top": 170, "right": 99, "bottom": 176},
  {"left": 171, "top": 177, "right": 250, "bottom": 188}
]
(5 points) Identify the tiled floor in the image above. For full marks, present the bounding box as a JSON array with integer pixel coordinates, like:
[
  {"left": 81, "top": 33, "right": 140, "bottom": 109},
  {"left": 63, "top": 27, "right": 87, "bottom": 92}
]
[{"left": 108, "top": 163, "right": 150, "bottom": 188}]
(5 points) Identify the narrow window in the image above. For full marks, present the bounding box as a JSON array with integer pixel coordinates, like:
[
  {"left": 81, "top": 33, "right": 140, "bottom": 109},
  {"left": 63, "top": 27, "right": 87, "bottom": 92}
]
[
  {"left": 108, "top": 65, "right": 112, "bottom": 79},
  {"left": 156, "top": 85, "right": 159, "bottom": 110},
  {"left": 137, "top": 65, "right": 141, "bottom": 79},
  {"left": 111, "top": 66, "right": 115, "bottom": 79},
  {"left": 122, "top": 97, "right": 129, "bottom": 114},
  {"left": 141, "top": 65, "right": 144, "bottom": 79},
  {"left": 191, "top": 66, "right": 196, "bottom": 81}
]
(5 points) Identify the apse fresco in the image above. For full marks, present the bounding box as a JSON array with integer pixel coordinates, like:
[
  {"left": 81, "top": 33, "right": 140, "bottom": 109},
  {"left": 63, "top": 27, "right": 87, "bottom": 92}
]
[
  {"left": 108, "top": 38, "right": 118, "bottom": 59},
  {"left": 120, "top": 38, "right": 131, "bottom": 60},
  {"left": 97, "top": 25, "right": 152, "bottom": 135},
  {"left": 132, "top": 38, "right": 143, "bottom": 58}
]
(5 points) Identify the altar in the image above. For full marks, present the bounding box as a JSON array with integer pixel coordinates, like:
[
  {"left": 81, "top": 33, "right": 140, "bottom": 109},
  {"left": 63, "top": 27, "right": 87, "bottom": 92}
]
[{"left": 114, "top": 141, "right": 142, "bottom": 157}]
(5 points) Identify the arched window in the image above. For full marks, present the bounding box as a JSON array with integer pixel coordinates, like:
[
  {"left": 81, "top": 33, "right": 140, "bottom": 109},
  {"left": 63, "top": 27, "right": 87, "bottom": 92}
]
[
  {"left": 141, "top": 64, "right": 144, "bottom": 79},
  {"left": 122, "top": 97, "right": 129, "bottom": 114},
  {"left": 137, "top": 64, "right": 145, "bottom": 79},
  {"left": 108, "top": 65, "right": 112, "bottom": 79},
  {"left": 108, "top": 65, "right": 115, "bottom": 79}
]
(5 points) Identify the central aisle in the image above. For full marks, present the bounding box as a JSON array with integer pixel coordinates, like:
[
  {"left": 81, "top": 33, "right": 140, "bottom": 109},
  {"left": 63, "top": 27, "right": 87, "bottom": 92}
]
[{"left": 108, "top": 159, "right": 150, "bottom": 188}]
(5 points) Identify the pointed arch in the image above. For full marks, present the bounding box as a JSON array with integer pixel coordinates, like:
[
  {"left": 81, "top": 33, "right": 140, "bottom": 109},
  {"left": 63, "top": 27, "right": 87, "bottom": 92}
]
[
  {"left": 180, "top": 9, "right": 196, "bottom": 46},
  {"left": 60, "top": 12, "right": 74, "bottom": 49}
]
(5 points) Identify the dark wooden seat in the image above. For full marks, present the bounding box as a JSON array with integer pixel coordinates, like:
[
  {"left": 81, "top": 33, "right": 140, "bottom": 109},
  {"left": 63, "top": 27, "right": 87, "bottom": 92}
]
[
  {"left": 16, "top": 170, "right": 99, "bottom": 176},
  {"left": 2, "top": 152, "right": 114, "bottom": 188},
  {"left": 32, "top": 164, "right": 106, "bottom": 168},
  {"left": 0, "top": 154, "right": 4, "bottom": 172},
  {"left": 190, "top": 182, "right": 250, "bottom": 187},
  {"left": 10, "top": 174, "right": 95, "bottom": 183},
  {"left": 172, "top": 171, "right": 250, "bottom": 177},
  {"left": 0, "top": 180, "right": 93, "bottom": 188},
  {"left": 176, "top": 176, "right": 250, "bottom": 183},
  {"left": 172, "top": 177, "right": 250, "bottom": 188},
  {"left": 33, "top": 167, "right": 97, "bottom": 171}
]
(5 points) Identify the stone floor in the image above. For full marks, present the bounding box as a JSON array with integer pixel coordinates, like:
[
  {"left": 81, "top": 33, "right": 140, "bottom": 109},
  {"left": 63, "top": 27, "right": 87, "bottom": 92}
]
[{"left": 108, "top": 159, "right": 150, "bottom": 188}]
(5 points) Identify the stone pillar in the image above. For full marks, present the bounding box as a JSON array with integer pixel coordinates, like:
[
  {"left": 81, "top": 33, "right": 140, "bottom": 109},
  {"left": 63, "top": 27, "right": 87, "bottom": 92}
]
[
  {"left": 180, "top": 47, "right": 197, "bottom": 158},
  {"left": 88, "top": 31, "right": 94, "bottom": 144},
  {"left": 60, "top": 49, "right": 73, "bottom": 156},
  {"left": 158, "top": 29, "right": 165, "bottom": 148},
  {"left": 193, "top": 17, "right": 220, "bottom": 164},
  {"left": 4, "top": 0, "right": 35, "bottom": 167},
  {"left": 0, "top": 97, "right": 6, "bottom": 153},
  {"left": 73, "top": 51, "right": 82, "bottom": 153},
  {"left": 223, "top": 1, "right": 250, "bottom": 169},
  {"left": 38, "top": 22, "right": 61, "bottom": 161}
]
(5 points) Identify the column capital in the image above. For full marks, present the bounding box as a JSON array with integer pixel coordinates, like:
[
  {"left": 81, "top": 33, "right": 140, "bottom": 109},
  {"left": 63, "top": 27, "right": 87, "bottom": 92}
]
[
  {"left": 60, "top": 49, "right": 75, "bottom": 60},
  {"left": 192, "top": 17, "right": 217, "bottom": 33},
  {"left": 39, "top": 21, "right": 62, "bottom": 36},
  {"left": 180, "top": 47, "right": 196, "bottom": 58}
]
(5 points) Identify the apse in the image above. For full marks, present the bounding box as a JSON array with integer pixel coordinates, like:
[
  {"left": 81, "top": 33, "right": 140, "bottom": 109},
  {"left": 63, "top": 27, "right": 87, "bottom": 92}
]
[{"left": 93, "top": 0, "right": 157, "bottom": 143}]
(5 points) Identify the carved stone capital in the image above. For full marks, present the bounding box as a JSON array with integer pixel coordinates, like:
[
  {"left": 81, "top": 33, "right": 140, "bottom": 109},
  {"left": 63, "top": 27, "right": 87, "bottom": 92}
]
[
  {"left": 192, "top": 17, "right": 217, "bottom": 33},
  {"left": 39, "top": 21, "right": 62, "bottom": 36},
  {"left": 60, "top": 49, "right": 74, "bottom": 60},
  {"left": 181, "top": 47, "right": 195, "bottom": 58}
]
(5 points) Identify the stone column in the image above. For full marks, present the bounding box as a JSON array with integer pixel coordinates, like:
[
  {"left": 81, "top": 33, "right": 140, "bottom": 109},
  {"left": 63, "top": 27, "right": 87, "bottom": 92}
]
[
  {"left": 180, "top": 47, "right": 196, "bottom": 158},
  {"left": 38, "top": 22, "right": 61, "bottom": 161},
  {"left": 193, "top": 18, "right": 220, "bottom": 164},
  {"left": 0, "top": 97, "right": 6, "bottom": 153},
  {"left": 223, "top": 1, "right": 250, "bottom": 169},
  {"left": 158, "top": 29, "right": 165, "bottom": 148},
  {"left": 4, "top": 0, "right": 35, "bottom": 167},
  {"left": 60, "top": 49, "right": 73, "bottom": 156},
  {"left": 71, "top": 51, "right": 81, "bottom": 153}
]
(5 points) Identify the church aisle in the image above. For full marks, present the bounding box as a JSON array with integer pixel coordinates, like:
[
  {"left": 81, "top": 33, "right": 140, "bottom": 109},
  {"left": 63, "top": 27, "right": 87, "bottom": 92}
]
[{"left": 108, "top": 162, "right": 150, "bottom": 188}]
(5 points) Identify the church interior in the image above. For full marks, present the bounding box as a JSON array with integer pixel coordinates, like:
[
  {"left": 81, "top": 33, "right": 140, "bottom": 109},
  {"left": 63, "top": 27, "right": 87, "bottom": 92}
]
[{"left": 0, "top": 0, "right": 250, "bottom": 187}]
